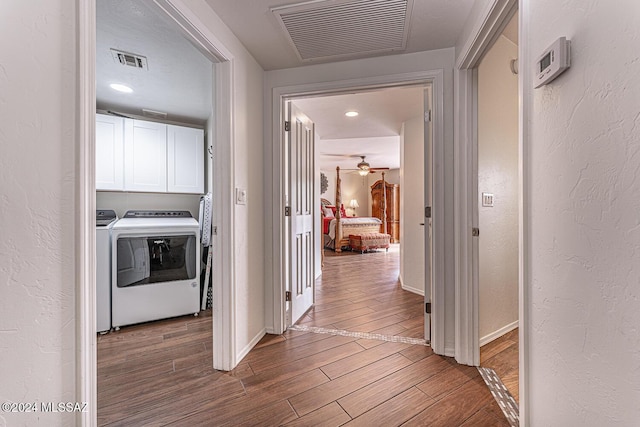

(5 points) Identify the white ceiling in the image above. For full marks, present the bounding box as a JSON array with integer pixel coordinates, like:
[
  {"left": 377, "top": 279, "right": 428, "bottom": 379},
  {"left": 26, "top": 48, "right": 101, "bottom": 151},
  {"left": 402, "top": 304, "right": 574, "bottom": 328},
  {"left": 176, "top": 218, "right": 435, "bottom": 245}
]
[
  {"left": 95, "top": 0, "right": 475, "bottom": 168},
  {"left": 293, "top": 85, "right": 424, "bottom": 171},
  {"left": 205, "top": 0, "right": 475, "bottom": 70},
  {"left": 96, "top": 0, "right": 213, "bottom": 125}
]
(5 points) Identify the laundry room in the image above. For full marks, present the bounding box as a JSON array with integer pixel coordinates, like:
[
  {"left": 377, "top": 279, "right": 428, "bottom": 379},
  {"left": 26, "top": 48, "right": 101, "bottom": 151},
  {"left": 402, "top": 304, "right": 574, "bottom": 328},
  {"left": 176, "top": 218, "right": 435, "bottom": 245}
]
[{"left": 95, "top": 0, "right": 215, "bottom": 334}]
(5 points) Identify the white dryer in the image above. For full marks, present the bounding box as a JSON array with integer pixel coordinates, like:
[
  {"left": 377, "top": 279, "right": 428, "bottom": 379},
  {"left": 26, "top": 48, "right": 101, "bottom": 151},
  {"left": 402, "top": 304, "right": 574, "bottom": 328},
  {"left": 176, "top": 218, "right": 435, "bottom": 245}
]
[
  {"left": 96, "top": 209, "right": 117, "bottom": 333},
  {"left": 111, "top": 210, "right": 200, "bottom": 329}
]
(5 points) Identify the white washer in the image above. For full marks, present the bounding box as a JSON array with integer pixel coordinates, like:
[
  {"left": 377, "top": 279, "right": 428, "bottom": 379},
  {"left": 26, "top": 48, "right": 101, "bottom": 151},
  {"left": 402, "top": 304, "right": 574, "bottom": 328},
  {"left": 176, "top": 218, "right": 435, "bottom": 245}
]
[
  {"left": 96, "top": 210, "right": 118, "bottom": 333},
  {"left": 111, "top": 210, "right": 200, "bottom": 329}
]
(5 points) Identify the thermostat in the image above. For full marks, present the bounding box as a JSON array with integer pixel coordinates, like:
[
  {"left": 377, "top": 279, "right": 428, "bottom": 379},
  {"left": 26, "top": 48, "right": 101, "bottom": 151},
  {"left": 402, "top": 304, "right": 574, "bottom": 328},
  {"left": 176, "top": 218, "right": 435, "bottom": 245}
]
[{"left": 534, "top": 37, "right": 571, "bottom": 88}]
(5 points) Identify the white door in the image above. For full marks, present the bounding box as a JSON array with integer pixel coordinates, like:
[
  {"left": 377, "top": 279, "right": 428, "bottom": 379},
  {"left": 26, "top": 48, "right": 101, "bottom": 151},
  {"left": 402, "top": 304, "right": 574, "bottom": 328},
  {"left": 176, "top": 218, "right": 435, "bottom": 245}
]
[
  {"left": 424, "top": 87, "right": 433, "bottom": 343},
  {"left": 289, "top": 103, "right": 315, "bottom": 324}
]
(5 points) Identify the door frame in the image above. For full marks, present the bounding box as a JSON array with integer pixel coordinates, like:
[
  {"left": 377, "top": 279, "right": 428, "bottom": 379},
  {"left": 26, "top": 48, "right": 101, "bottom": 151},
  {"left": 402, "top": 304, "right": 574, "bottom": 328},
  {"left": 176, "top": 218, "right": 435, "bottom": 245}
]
[
  {"left": 270, "top": 70, "right": 447, "bottom": 354},
  {"left": 454, "top": 0, "right": 527, "bottom": 420},
  {"left": 77, "top": 0, "right": 236, "bottom": 422}
]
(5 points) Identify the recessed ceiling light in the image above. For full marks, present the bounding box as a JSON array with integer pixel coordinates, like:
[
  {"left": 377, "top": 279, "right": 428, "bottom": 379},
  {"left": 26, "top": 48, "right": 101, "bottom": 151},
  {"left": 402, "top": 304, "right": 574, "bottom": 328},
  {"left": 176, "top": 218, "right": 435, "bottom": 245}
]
[
  {"left": 110, "top": 83, "right": 133, "bottom": 93},
  {"left": 345, "top": 111, "right": 359, "bottom": 117}
]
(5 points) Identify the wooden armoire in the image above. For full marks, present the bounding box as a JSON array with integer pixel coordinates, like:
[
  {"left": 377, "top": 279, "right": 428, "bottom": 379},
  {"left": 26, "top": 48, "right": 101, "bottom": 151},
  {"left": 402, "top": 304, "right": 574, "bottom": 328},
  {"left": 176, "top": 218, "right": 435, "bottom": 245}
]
[{"left": 371, "top": 177, "right": 400, "bottom": 242}]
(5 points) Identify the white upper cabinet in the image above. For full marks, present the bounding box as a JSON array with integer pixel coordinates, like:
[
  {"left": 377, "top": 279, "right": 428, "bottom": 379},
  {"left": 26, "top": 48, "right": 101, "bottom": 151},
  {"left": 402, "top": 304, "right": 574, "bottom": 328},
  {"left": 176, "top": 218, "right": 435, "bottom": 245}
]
[
  {"left": 124, "top": 119, "right": 168, "bottom": 193},
  {"left": 167, "top": 125, "right": 204, "bottom": 194},
  {"left": 96, "top": 114, "right": 124, "bottom": 190},
  {"left": 96, "top": 115, "right": 205, "bottom": 194}
]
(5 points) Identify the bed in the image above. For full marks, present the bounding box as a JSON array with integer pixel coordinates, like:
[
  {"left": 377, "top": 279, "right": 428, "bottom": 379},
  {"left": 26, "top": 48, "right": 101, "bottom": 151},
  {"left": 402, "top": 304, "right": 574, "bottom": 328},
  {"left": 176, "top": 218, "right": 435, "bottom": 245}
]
[{"left": 321, "top": 167, "right": 384, "bottom": 253}]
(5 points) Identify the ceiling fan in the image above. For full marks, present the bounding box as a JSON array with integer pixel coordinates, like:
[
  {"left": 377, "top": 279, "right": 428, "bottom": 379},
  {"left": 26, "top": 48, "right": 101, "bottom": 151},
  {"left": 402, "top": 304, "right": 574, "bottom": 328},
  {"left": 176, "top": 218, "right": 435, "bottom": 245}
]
[
  {"left": 321, "top": 154, "right": 390, "bottom": 175},
  {"left": 349, "top": 155, "right": 390, "bottom": 176}
]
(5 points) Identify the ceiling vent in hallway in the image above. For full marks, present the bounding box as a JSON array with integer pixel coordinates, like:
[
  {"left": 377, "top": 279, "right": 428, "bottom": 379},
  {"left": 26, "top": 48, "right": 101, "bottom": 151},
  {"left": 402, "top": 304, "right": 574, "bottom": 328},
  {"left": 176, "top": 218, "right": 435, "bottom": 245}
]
[
  {"left": 110, "top": 49, "right": 149, "bottom": 70},
  {"left": 271, "top": 0, "right": 413, "bottom": 62}
]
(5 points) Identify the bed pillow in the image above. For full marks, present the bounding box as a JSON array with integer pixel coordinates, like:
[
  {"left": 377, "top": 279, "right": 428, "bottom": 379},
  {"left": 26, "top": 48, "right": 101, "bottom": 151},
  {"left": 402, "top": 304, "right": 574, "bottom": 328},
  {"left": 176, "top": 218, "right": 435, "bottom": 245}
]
[
  {"left": 322, "top": 206, "right": 334, "bottom": 218},
  {"left": 340, "top": 204, "right": 347, "bottom": 218}
]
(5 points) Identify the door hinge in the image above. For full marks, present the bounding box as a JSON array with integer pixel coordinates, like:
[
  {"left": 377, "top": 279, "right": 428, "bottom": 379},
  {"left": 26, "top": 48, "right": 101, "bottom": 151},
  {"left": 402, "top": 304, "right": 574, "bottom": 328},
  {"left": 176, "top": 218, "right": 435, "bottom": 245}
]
[
  {"left": 425, "top": 206, "right": 431, "bottom": 218},
  {"left": 284, "top": 206, "right": 291, "bottom": 216},
  {"left": 284, "top": 121, "right": 291, "bottom": 132},
  {"left": 425, "top": 302, "right": 431, "bottom": 314},
  {"left": 472, "top": 227, "right": 480, "bottom": 237},
  {"left": 425, "top": 110, "right": 432, "bottom": 122},
  {"left": 285, "top": 291, "right": 292, "bottom": 302}
]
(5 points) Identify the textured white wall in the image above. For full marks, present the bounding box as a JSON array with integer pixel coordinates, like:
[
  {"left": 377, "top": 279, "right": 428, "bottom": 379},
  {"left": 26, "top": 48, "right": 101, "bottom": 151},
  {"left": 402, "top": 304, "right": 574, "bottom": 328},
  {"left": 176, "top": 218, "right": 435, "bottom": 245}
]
[
  {"left": 400, "top": 117, "right": 426, "bottom": 295},
  {"left": 525, "top": 0, "right": 640, "bottom": 424},
  {"left": 0, "top": 1, "right": 78, "bottom": 425},
  {"left": 477, "top": 35, "right": 519, "bottom": 342}
]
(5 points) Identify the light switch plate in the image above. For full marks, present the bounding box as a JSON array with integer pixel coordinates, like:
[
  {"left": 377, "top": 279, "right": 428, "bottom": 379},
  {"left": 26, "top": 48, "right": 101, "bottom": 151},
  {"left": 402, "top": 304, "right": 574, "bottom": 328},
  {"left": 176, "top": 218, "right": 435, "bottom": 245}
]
[
  {"left": 236, "top": 188, "right": 247, "bottom": 205},
  {"left": 482, "top": 192, "right": 494, "bottom": 207}
]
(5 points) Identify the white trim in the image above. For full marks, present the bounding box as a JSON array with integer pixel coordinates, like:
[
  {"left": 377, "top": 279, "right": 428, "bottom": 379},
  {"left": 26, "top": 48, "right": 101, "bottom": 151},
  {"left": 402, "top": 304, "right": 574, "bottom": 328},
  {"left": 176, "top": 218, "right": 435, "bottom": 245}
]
[
  {"left": 398, "top": 274, "right": 425, "bottom": 296},
  {"left": 479, "top": 320, "right": 519, "bottom": 346},
  {"left": 236, "top": 328, "right": 267, "bottom": 362},
  {"left": 453, "top": 0, "right": 518, "bottom": 368},
  {"left": 456, "top": 0, "right": 518, "bottom": 69},
  {"left": 519, "top": 0, "right": 531, "bottom": 423},
  {"left": 212, "top": 60, "right": 236, "bottom": 370},
  {"left": 454, "top": 68, "right": 480, "bottom": 367},
  {"left": 152, "top": 0, "right": 233, "bottom": 62},
  {"left": 77, "top": 1, "right": 96, "bottom": 425},
  {"left": 271, "top": 70, "right": 447, "bottom": 356}
]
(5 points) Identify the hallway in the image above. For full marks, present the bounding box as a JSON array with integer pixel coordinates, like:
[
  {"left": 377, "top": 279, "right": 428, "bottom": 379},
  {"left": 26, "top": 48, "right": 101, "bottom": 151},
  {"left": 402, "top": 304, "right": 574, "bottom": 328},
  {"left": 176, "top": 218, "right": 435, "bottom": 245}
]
[{"left": 97, "top": 246, "right": 511, "bottom": 425}]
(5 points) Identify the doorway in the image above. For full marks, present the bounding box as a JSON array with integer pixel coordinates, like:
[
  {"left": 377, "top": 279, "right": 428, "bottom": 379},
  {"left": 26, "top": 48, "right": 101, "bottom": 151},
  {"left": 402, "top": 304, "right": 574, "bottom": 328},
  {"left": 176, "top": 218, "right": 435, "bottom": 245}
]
[
  {"left": 476, "top": 10, "right": 520, "bottom": 405},
  {"left": 276, "top": 79, "right": 439, "bottom": 348},
  {"left": 78, "top": 0, "right": 237, "bottom": 416}
]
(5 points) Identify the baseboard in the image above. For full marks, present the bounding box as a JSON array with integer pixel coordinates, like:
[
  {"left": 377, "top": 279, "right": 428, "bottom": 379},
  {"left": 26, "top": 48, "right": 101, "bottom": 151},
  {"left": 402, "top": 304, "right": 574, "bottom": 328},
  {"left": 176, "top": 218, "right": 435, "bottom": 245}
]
[
  {"left": 236, "top": 328, "right": 266, "bottom": 364},
  {"left": 479, "top": 320, "right": 519, "bottom": 347},
  {"left": 398, "top": 274, "right": 425, "bottom": 296}
]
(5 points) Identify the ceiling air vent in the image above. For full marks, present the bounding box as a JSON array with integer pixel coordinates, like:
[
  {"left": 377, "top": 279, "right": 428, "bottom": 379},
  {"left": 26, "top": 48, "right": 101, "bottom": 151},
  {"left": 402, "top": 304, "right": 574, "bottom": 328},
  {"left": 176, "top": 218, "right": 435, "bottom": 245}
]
[
  {"left": 271, "top": 0, "right": 413, "bottom": 62},
  {"left": 110, "top": 49, "right": 148, "bottom": 70}
]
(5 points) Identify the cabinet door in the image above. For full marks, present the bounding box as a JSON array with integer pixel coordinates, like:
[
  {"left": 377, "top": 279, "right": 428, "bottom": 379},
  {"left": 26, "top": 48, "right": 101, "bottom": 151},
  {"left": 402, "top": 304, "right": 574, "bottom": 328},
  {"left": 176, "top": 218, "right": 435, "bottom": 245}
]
[
  {"left": 96, "top": 114, "right": 124, "bottom": 190},
  {"left": 167, "top": 125, "right": 204, "bottom": 194},
  {"left": 124, "top": 119, "right": 167, "bottom": 192}
]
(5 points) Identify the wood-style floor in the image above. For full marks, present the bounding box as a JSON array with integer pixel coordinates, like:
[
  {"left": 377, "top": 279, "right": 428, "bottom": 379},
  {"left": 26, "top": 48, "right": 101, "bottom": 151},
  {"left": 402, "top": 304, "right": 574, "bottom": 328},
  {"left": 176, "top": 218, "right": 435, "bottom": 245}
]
[
  {"left": 98, "top": 245, "right": 511, "bottom": 426},
  {"left": 480, "top": 328, "right": 519, "bottom": 403}
]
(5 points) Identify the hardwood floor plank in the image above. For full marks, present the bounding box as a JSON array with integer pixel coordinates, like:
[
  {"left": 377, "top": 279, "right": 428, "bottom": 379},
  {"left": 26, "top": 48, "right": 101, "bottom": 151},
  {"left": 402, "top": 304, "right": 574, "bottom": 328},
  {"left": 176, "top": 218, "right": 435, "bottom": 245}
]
[
  {"left": 402, "top": 377, "right": 494, "bottom": 426},
  {"left": 415, "top": 364, "right": 479, "bottom": 401},
  {"left": 248, "top": 335, "right": 358, "bottom": 373},
  {"left": 289, "top": 353, "right": 413, "bottom": 416},
  {"left": 459, "top": 407, "right": 511, "bottom": 427},
  {"left": 319, "top": 341, "right": 411, "bottom": 380},
  {"left": 399, "top": 344, "right": 434, "bottom": 362},
  {"left": 165, "top": 369, "right": 330, "bottom": 426},
  {"left": 243, "top": 341, "right": 364, "bottom": 390},
  {"left": 284, "top": 402, "right": 351, "bottom": 427},
  {"left": 337, "top": 354, "right": 449, "bottom": 418},
  {"left": 344, "top": 387, "right": 435, "bottom": 427}
]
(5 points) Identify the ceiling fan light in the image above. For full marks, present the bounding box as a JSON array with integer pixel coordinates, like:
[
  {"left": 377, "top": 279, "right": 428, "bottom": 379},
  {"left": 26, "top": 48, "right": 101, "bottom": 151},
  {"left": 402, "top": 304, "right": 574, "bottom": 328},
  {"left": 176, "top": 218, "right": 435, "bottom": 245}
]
[{"left": 358, "top": 169, "right": 369, "bottom": 176}]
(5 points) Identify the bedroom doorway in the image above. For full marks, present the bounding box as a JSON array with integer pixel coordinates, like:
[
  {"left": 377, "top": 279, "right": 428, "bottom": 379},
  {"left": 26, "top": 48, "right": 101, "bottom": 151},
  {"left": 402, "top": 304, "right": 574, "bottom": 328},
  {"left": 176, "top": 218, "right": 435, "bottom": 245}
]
[{"left": 280, "top": 81, "right": 436, "bottom": 346}]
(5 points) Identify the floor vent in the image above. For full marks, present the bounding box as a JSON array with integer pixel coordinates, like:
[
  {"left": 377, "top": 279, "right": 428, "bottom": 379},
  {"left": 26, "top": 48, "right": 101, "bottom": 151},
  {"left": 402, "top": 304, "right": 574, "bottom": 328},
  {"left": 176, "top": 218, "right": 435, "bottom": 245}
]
[
  {"left": 272, "top": 0, "right": 413, "bottom": 62},
  {"left": 110, "top": 49, "right": 148, "bottom": 70}
]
